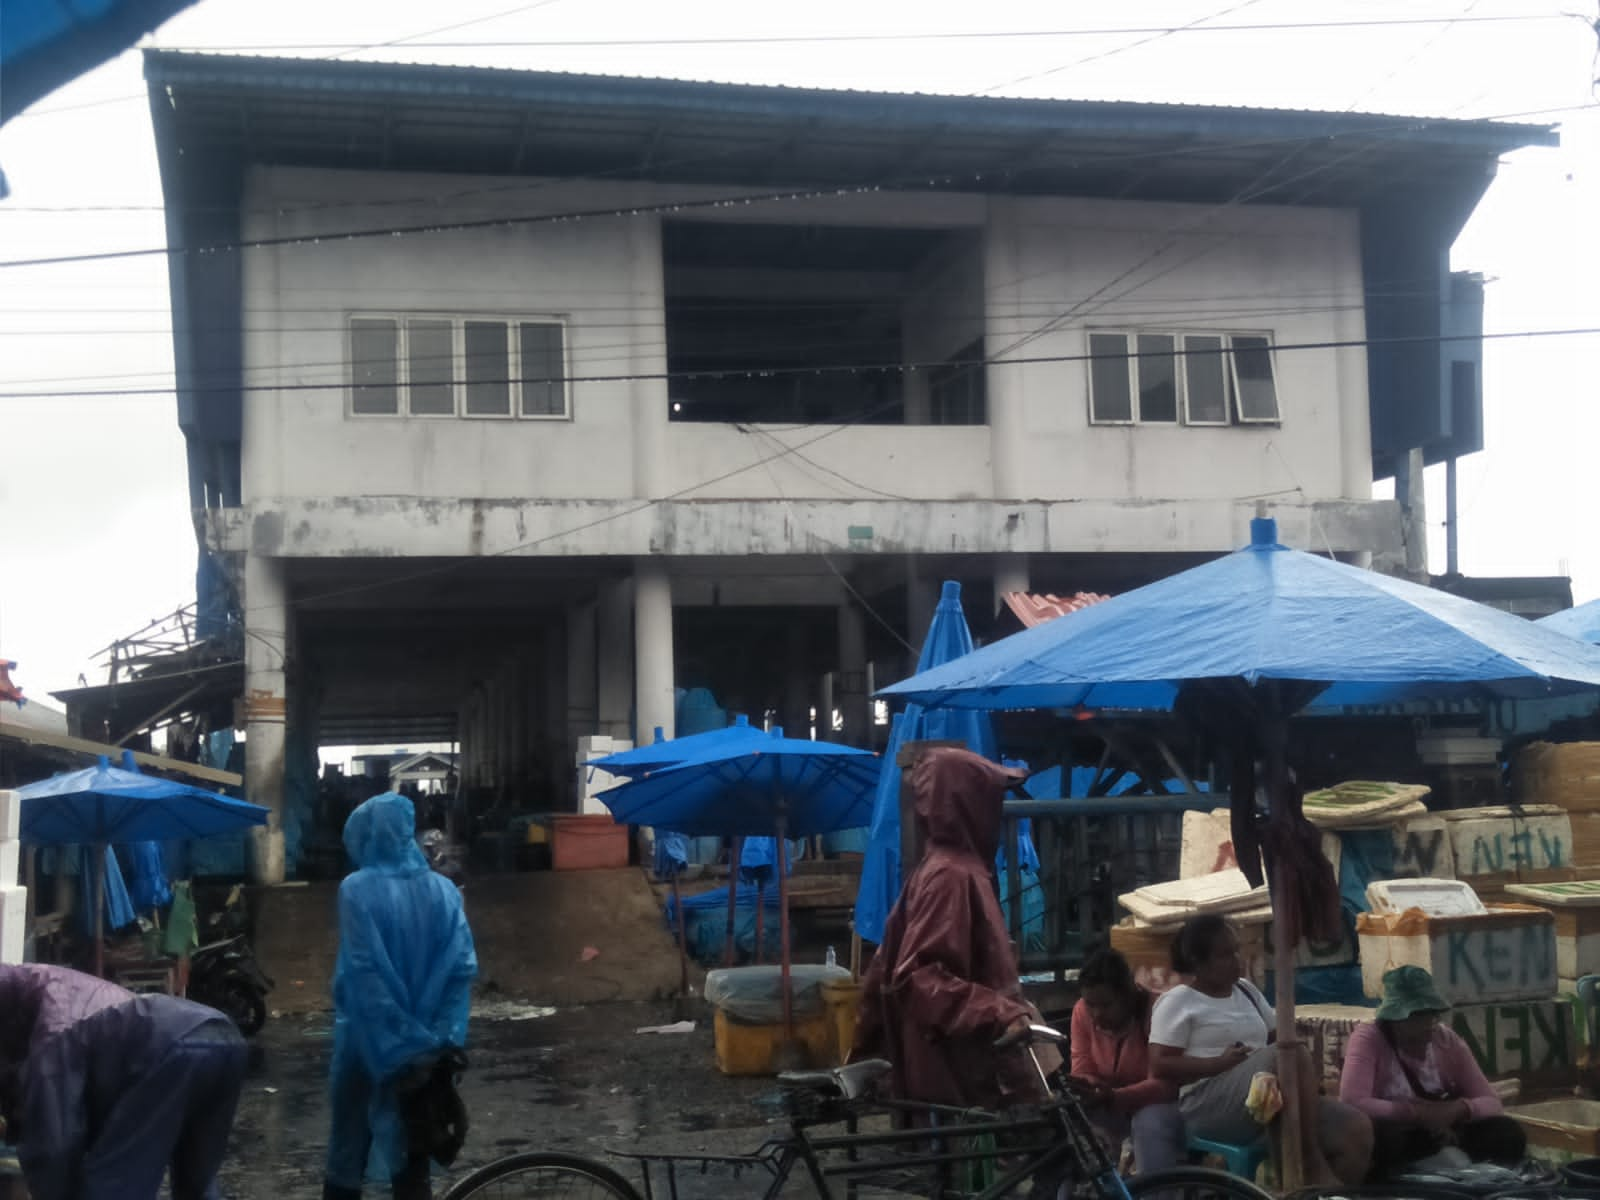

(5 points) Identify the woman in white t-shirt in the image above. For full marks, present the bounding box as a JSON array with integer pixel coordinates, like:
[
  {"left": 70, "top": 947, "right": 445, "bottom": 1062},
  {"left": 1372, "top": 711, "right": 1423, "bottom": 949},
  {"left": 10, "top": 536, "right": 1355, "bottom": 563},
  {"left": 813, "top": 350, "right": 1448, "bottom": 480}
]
[{"left": 1148, "top": 914, "right": 1371, "bottom": 1187}]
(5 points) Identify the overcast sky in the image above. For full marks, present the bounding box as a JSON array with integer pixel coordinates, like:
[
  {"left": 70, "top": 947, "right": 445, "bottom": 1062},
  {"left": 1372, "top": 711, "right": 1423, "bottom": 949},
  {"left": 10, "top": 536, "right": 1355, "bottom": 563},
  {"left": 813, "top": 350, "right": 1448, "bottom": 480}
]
[{"left": 0, "top": 0, "right": 1595, "bottom": 700}]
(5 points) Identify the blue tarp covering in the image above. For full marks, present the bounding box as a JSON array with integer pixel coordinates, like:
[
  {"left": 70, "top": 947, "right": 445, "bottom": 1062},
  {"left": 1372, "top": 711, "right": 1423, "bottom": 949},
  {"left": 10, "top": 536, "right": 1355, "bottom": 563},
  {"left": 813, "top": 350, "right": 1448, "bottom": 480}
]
[
  {"left": 1540, "top": 598, "right": 1600, "bottom": 645},
  {"left": 855, "top": 581, "right": 999, "bottom": 945},
  {"left": 882, "top": 518, "right": 1600, "bottom": 713},
  {"left": 78, "top": 845, "right": 136, "bottom": 934},
  {"left": 123, "top": 841, "right": 171, "bottom": 911},
  {"left": 663, "top": 883, "right": 784, "bottom": 964}
]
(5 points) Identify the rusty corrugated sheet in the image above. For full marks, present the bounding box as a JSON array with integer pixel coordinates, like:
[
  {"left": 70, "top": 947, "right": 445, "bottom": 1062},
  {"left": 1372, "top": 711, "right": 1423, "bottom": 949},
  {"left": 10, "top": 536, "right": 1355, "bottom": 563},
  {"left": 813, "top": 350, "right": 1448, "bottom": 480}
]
[{"left": 1001, "top": 592, "right": 1111, "bottom": 629}]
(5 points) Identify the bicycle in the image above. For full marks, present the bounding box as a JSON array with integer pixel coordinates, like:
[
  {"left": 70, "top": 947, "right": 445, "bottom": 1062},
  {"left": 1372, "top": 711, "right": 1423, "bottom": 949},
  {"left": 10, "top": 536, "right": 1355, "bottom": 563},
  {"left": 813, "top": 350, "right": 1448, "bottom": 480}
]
[{"left": 440, "top": 1022, "right": 1275, "bottom": 1200}]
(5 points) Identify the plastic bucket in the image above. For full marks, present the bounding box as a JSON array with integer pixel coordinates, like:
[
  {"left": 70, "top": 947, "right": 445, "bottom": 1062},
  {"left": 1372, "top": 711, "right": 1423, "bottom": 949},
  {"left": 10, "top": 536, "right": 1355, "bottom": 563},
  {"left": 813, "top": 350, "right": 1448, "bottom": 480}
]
[{"left": 819, "top": 977, "right": 861, "bottom": 1067}]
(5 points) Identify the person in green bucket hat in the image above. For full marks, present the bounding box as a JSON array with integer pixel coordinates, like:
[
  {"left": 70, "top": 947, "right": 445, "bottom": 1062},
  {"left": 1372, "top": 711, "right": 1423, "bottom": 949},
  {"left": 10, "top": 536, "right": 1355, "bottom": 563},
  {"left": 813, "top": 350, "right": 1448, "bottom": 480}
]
[{"left": 1338, "top": 966, "right": 1526, "bottom": 1179}]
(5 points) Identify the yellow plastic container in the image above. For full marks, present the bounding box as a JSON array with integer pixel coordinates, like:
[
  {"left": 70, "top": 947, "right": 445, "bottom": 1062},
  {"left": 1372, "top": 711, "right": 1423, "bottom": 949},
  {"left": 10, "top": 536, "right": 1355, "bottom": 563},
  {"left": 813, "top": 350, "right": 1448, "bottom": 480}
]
[
  {"left": 713, "top": 1006, "right": 834, "bottom": 1076},
  {"left": 820, "top": 977, "right": 861, "bottom": 1067}
]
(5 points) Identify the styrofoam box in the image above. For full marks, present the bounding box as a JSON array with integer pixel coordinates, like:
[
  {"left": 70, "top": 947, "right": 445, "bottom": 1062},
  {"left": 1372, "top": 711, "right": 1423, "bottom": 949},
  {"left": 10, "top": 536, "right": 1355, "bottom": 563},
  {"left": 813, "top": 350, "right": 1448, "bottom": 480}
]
[
  {"left": 0, "top": 790, "right": 18, "bottom": 841},
  {"left": 0, "top": 884, "right": 26, "bottom": 965},
  {"left": 0, "top": 838, "right": 17, "bottom": 888}
]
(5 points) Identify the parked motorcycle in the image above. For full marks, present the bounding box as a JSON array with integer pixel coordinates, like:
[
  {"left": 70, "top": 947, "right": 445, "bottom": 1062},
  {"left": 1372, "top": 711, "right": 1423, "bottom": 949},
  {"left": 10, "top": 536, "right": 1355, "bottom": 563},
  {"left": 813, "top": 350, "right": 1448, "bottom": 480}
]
[{"left": 188, "top": 932, "right": 274, "bottom": 1036}]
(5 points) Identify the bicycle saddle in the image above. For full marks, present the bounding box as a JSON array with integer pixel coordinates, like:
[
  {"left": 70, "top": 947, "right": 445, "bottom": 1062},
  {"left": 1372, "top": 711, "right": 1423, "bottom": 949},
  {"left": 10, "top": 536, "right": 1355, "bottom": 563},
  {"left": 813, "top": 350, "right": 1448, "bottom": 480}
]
[{"left": 777, "top": 1058, "right": 892, "bottom": 1100}]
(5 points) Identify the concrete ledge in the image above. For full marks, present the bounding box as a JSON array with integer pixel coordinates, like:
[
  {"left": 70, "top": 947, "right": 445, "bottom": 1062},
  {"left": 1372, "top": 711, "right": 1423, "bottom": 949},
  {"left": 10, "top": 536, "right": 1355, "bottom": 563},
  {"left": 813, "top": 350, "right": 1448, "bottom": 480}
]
[{"left": 208, "top": 495, "right": 1401, "bottom": 560}]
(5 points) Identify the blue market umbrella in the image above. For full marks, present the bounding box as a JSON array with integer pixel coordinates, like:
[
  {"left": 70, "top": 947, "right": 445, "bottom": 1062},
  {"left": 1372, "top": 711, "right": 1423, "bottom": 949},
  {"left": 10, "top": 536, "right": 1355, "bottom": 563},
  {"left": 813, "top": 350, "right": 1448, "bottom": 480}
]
[
  {"left": 17, "top": 751, "right": 267, "bottom": 975},
  {"left": 1, "top": 0, "right": 199, "bottom": 124},
  {"left": 1539, "top": 598, "right": 1600, "bottom": 645},
  {"left": 855, "top": 580, "right": 999, "bottom": 945},
  {"left": 599, "top": 729, "right": 878, "bottom": 1037},
  {"left": 880, "top": 517, "right": 1600, "bottom": 1188},
  {"left": 588, "top": 715, "right": 776, "bottom": 974}
]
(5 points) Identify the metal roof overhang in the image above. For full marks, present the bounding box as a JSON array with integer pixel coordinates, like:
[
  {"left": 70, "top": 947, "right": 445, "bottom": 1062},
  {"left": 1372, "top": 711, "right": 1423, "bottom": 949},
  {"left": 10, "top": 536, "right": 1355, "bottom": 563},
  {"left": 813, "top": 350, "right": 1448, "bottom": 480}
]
[{"left": 143, "top": 51, "right": 1557, "bottom": 210}]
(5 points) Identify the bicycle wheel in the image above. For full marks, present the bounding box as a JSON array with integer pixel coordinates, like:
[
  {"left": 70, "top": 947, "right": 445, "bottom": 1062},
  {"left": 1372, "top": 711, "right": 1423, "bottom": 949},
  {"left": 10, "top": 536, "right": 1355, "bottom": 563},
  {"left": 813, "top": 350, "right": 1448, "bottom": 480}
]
[
  {"left": 441, "top": 1151, "right": 644, "bottom": 1200},
  {"left": 1122, "top": 1165, "right": 1277, "bottom": 1200}
]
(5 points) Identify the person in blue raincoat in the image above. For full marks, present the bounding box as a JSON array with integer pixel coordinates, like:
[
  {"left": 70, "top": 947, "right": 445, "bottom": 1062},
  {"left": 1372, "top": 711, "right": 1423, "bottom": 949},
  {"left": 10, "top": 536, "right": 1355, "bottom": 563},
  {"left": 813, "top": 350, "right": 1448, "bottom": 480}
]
[{"left": 324, "top": 792, "right": 477, "bottom": 1200}]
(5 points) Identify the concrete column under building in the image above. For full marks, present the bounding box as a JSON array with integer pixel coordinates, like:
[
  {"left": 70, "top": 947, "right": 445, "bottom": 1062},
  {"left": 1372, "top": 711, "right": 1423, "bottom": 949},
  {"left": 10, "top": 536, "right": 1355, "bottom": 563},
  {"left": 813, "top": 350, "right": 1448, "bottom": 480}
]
[
  {"left": 982, "top": 201, "right": 1028, "bottom": 500},
  {"left": 243, "top": 553, "right": 289, "bottom": 884},
  {"left": 598, "top": 578, "right": 633, "bottom": 740},
  {"left": 837, "top": 600, "right": 869, "bottom": 745},
  {"left": 905, "top": 558, "right": 938, "bottom": 669},
  {"left": 634, "top": 559, "right": 676, "bottom": 744},
  {"left": 567, "top": 601, "right": 599, "bottom": 741},
  {"left": 991, "top": 553, "right": 1030, "bottom": 620}
]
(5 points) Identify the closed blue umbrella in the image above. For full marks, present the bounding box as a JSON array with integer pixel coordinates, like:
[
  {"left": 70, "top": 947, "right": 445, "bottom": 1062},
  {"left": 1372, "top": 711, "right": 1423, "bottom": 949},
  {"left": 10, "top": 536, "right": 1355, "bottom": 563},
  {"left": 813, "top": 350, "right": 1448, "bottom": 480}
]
[
  {"left": 1539, "top": 598, "right": 1600, "bottom": 645},
  {"left": 17, "top": 751, "right": 267, "bottom": 975},
  {"left": 599, "top": 728, "right": 878, "bottom": 1038},
  {"left": 882, "top": 516, "right": 1600, "bottom": 1189},
  {"left": 855, "top": 580, "right": 998, "bottom": 945}
]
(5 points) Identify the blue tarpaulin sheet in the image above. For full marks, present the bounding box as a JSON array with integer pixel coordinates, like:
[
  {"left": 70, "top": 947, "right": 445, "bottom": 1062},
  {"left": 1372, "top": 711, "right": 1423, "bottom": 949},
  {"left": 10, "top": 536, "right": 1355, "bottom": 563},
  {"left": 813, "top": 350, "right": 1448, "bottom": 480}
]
[{"left": 663, "top": 884, "right": 784, "bottom": 964}]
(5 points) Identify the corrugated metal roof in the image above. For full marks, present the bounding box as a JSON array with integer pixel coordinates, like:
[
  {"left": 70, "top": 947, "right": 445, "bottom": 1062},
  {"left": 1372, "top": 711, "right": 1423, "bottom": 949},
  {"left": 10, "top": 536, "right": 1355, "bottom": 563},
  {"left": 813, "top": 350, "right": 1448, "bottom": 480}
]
[{"left": 143, "top": 50, "right": 1555, "bottom": 211}]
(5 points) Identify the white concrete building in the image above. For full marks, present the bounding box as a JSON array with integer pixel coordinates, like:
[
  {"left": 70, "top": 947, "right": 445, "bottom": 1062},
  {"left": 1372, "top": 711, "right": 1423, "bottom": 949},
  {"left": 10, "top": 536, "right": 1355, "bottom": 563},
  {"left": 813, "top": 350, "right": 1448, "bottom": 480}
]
[{"left": 145, "top": 53, "right": 1551, "bottom": 880}]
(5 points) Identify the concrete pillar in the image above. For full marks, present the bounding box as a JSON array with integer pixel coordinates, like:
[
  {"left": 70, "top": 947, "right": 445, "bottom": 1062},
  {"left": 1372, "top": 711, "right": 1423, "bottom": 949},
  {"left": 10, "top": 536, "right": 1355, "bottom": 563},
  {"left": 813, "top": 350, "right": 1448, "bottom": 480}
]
[
  {"left": 905, "top": 557, "right": 938, "bottom": 671},
  {"left": 983, "top": 199, "right": 1027, "bottom": 500},
  {"left": 1399, "top": 446, "right": 1429, "bottom": 581},
  {"left": 544, "top": 622, "right": 567, "bottom": 801},
  {"left": 783, "top": 624, "right": 811, "bottom": 739},
  {"left": 634, "top": 558, "right": 675, "bottom": 744},
  {"left": 598, "top": 578, "right": 633, "bottom": 739},
  {"left": 991, "top": 553, "right": 1030, "bottom": 621},
  {"left": 567, "top": 601, "right": 599, "bottom": 740},
  {"left": 243, "top": 553, "right": 288, "bottom": 884},
  {"left": 837, "top": 600, "right": 869, "bottom": 745}
]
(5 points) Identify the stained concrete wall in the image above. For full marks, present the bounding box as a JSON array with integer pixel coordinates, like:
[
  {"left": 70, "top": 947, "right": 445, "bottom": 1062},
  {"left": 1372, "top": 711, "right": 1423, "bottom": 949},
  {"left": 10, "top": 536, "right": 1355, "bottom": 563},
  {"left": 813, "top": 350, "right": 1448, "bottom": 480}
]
[{"left": 236, "top": 167, "right": 1378, "bottom": 538}]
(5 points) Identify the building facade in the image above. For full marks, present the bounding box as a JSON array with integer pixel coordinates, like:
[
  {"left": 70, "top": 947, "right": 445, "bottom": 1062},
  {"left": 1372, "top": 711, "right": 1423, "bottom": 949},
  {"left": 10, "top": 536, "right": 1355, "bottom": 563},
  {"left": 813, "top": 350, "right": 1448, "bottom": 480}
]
[{"left": 146, "top": 53, "right": 1551, "bottom": 880}]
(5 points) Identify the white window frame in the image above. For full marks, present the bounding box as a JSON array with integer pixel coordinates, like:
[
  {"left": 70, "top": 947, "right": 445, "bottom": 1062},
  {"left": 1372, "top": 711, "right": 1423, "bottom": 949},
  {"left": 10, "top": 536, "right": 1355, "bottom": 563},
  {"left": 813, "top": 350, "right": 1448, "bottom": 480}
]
[
  {"left": 1087, "top": 327, "right": 1280, "bottom": 428},
  {"left": 1086, "top": 331, "right": 1137, "bottom": 426},
  {"left": 346, "top": 312, "right": 571, "bottom": 421},
  {"left": 1180, "top": 333, "right": 1232, "bottom": 427},
  {"left": 1226, "top": 334, "right": 1281, "bottom": 424}
]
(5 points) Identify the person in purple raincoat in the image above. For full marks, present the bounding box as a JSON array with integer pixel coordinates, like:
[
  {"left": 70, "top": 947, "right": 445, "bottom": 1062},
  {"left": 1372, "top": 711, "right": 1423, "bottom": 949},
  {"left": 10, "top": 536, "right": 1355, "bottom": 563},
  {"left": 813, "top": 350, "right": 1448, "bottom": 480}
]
[{"left": 0, "top": 963, "right": 248, "bottom": 1200}]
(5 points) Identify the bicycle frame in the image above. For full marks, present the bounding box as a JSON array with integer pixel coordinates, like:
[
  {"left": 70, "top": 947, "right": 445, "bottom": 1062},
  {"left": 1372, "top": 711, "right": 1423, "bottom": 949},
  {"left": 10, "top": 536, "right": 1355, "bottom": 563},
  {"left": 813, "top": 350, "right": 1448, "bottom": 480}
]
[{"left": 616, "top": 1042, "right": 1137, "bottom": 1200}]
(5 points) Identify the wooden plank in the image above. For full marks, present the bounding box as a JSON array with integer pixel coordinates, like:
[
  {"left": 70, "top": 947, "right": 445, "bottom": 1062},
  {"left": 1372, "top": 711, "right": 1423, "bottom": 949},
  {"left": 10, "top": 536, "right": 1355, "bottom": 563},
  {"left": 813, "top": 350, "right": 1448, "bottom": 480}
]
[{"left": 0, "top": 719, "right": 242, "bottom": 788}]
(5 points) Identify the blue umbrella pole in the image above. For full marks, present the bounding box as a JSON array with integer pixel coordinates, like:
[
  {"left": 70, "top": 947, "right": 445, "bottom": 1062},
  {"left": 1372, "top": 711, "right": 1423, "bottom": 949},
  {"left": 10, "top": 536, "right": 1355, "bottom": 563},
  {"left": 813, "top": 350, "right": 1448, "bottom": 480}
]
[
  {"left": 724, "top": 836, "right": 742, "bottom": 967},
  {"left": 93, "top": 841, "right": 106, "bottom": 979},
  {"left": 777, "top": 814, "right": 793, "bottom": 1042}
]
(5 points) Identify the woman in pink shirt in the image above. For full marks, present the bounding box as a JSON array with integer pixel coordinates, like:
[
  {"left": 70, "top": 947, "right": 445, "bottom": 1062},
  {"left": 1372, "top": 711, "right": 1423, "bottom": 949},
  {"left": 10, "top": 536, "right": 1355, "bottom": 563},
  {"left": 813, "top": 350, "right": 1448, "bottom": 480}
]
[
  {"left": 1339, "top": 966, "right": 1526, "bottom": 1179},
  {"left": 1069, "top": 949, "right": 1181, "bottom": 1174}
]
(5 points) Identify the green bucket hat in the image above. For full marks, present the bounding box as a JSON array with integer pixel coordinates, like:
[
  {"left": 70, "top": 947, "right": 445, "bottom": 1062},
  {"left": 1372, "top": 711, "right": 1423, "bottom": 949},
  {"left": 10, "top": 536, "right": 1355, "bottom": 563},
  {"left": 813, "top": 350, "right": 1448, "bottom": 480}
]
[{"left": 1376, "top": 965, "right": 1450, "bottom": 1021}]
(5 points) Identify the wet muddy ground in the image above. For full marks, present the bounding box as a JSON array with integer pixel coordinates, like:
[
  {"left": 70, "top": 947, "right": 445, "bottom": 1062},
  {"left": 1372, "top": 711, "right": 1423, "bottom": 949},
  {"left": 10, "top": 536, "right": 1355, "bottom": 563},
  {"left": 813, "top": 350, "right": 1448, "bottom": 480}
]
[{"left": 219, "top": 999, "right": 809, "bottom": 1198}]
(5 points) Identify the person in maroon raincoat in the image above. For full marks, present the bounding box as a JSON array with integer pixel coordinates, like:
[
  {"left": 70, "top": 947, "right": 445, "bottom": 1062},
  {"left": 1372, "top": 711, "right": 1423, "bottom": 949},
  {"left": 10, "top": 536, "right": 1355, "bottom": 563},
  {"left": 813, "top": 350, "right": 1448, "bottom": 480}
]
[{"left": 852, "top": 747, "right": 1047, "bottom": 1110}]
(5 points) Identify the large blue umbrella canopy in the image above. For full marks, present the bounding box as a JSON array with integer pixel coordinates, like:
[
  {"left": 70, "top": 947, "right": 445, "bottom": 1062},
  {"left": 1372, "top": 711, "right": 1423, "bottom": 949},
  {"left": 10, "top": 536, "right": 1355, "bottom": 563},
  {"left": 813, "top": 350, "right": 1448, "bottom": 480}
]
[
  {"left": 882, "top": 519, "right": 1600, "bottom": 712},
  {"left": 855, "top": 580, "right": 999, "bottom": 945},
  {"left": 584, "top": 714, "right": 768, "bottom": 778},
  {"left": 17, "top": 752, "right": 268, "bottom": 845},
  {"left": 1539, "top": 598, "right": 1600, "bottom": 645},
  {"left": 597, "top": 728, "right": 878, "bottom": 839},
  {"left": 0, "top": 0, "right": 199, "bottom": 123},
  {"left": 879, "top": 516, "right": 1600, "bottom": 1190}
]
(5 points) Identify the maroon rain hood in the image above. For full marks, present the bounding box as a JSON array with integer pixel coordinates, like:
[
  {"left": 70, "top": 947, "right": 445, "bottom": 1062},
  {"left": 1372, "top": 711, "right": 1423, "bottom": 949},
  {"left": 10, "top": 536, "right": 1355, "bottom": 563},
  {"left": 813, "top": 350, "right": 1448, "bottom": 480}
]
[{"left": 853, "top": 747, "right": 1037, "bottom": 1109}]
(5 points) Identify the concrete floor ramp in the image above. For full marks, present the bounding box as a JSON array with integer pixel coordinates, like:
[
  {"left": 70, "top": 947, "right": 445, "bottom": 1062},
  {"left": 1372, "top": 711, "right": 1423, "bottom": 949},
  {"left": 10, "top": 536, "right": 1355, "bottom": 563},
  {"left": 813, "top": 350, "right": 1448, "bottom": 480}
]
[{"left": 252, "top": 868, "right": 683, "bottom": 1013}]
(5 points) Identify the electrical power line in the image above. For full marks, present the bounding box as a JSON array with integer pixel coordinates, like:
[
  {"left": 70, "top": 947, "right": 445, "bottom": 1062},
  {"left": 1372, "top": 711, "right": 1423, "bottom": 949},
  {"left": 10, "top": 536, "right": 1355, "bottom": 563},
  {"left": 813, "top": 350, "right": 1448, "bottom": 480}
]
[{"left": 2, "top": 325, "right": 1594, "bottom": 402}]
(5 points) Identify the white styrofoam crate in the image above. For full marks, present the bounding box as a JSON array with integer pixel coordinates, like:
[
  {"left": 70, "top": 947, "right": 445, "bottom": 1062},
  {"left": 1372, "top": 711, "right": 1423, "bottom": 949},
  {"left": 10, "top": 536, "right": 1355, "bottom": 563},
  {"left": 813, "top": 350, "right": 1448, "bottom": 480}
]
[
  {"left": 0, "top": 838, "right": 18, "bottom": 888},
  {"left": 0, "top": 884, "right": 26, "bottom": 965},
  {"left": 0, "top": 790, "right": 18, "bottom": 841}
]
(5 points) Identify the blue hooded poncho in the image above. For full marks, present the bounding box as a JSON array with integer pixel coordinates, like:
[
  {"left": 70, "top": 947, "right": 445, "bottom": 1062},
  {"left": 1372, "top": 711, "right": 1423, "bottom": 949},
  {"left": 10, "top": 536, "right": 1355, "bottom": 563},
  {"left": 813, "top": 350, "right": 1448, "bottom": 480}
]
[{"left": 326, "top": 792, "right": 477, "bottom": 1187}]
